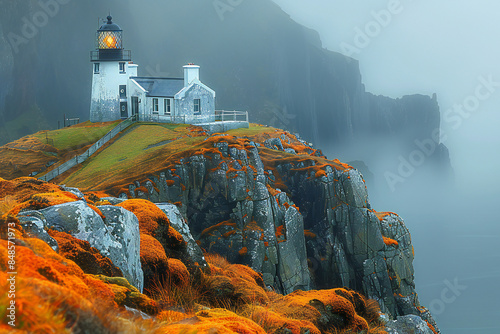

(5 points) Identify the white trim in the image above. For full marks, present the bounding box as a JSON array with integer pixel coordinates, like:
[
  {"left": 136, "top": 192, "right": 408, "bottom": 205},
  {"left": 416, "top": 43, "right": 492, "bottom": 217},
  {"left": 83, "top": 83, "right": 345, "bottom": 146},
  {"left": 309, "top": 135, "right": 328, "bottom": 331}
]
[
  {"left": 164, "top": 98, "right": 172, "bottom": 115},
  {"left": 130, "top": 79, "right": 148, "bottom": 93}
]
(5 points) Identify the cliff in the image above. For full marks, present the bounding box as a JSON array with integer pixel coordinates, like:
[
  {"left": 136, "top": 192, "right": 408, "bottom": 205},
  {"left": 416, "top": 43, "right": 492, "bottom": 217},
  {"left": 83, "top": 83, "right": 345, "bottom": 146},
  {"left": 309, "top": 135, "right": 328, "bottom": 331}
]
[{"left": 0, "top": 122, "right": 439, "bottom": 333}]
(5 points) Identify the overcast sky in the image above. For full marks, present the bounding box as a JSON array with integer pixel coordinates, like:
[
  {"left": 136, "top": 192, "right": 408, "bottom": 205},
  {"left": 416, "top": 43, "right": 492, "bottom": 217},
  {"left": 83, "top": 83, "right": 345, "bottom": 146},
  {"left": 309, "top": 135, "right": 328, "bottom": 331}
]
[{"left": 272, "top": 0, "right": 500, "bottom": 192}]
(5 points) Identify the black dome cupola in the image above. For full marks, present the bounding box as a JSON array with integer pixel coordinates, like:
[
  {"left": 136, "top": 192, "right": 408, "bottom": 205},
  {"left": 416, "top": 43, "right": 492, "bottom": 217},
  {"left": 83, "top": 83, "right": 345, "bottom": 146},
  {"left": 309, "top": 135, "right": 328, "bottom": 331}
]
[
  {"left": 100, "top": 15, "right": 122, "bottom": 31},
  {"left": 91, "top": 15, "right": 131, "bottom": 62}
]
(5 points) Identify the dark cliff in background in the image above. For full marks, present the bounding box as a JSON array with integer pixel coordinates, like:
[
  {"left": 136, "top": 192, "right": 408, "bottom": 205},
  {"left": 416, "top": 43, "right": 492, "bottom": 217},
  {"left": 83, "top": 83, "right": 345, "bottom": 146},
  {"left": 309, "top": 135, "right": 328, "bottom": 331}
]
[{"left": 0, "top": 0, "right": 451, "bottom": 179}]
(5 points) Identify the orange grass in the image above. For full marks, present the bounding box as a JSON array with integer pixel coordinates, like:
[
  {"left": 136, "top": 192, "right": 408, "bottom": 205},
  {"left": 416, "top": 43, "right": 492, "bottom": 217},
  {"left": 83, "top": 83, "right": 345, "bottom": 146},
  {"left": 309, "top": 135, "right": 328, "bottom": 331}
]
[
  {"left": 116, "top": 199, "right": 184, "bottom": 249},
  {"left": 0, "top": 177, "right": 105, "bottom": 218}
]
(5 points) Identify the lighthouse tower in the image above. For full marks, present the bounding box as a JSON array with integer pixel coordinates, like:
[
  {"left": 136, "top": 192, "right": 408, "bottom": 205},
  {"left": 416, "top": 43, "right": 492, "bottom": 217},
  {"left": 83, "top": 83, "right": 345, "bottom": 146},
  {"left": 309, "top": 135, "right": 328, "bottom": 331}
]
[{"left": 90, "top": 16, "right": 137, "bottom": 122}]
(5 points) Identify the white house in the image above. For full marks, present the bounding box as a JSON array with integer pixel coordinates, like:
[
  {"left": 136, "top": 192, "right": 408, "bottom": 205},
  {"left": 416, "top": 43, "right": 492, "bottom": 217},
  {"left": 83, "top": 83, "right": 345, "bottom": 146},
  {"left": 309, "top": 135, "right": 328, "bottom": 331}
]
[
  {"left": 128, "top": 64, "right": 216, "bottom": 123},
  {"left": 90, "top": 15, "right": 247, "bottom": 129}
]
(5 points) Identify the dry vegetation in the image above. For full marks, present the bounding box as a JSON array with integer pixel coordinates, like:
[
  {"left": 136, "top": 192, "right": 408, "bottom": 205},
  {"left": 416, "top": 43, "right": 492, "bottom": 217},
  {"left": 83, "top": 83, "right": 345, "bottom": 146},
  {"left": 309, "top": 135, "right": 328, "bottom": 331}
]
[
  {"left": 1, "top": 177, "right": 391, "bottom": 333},
  {"left": 0, "top": 120, "right": 120, "bottom": 180},
  {"left": 0, "top": 125, "right": 433, "bottom": 333}
]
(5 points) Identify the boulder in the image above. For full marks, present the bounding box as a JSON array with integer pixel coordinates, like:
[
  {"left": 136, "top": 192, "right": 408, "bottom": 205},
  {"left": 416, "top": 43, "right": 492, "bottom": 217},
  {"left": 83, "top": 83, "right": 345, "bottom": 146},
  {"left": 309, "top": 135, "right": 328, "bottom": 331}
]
[
  {"left": 98, "top": 205, "right": 144, "bottom": 292},
  {"left": 385, "top": 315, "right": 435, "bottom": 334},
  {"left": 19, "top": 201, "right": 144, "bottom": 292},
  {"left": 155, "top": 202, "right": 208, "bottom": 270},
  {"left": 17, "top": 213, "right": 59, "bottom": 252}
]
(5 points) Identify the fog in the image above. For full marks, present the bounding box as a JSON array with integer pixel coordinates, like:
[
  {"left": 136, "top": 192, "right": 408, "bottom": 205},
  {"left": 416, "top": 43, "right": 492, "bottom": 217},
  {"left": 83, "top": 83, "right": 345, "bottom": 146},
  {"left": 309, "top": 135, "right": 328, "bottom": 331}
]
[{"left": 272, "top": 0, "right": 500, "bottom": 332}]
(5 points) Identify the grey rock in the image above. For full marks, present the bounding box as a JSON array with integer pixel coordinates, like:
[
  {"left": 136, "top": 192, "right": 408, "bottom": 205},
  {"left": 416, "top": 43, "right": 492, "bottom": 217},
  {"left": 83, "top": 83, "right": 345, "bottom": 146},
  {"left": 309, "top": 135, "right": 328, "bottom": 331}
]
[
  {"left": 98, "top": 205, "right": 144, "bottom": 292},
  {"left": 276, "top": 206, "right": 310, "bottom": 293},
  {"left": 385, "top": 315, "right": 435, "bottom": 334},
  {"left": 101, "top": 197, "right": 127, "bottom": 205},
  {"left": 17, "top": 213, "right": 58, "bottom": 252},
  {"left": 155, "top": 202, "right": 208, "bottom": 269},
  {"left": 119, "top": 135, "right": 439, "bottom": 333},
  {"left": 59, "top": 185, "right": 86, "bottom": 201},
  {"left": 264, "top": 137, "right": 284, "bottom": 151},
  {"left": 22, "top": 201, "right": 144, "bottom": 292}
]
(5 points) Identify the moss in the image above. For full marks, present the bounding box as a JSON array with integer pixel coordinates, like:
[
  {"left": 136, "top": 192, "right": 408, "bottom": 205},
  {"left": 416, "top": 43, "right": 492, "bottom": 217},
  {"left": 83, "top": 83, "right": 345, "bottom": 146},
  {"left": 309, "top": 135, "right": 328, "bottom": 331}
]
[
  {"left": 167, "top": 258, "right": 190, "bottom": 288},
  {"left": 246, "top": 305, "right": 321, "bottom": 334},
  {"left": 157, "top": 310, "right": 191, "bottom": 323},
  {"left": 0, "top": 177, "right": 105, "bottom": 219},
  {"left": 426, "top": 321, "right": 439, "bottom": 334},
  {"left": 374, "top": 211, "right": 399, "bottom": 221},
  {"left": 383, "top": 237, "right": 399, "bottom": 247},
  {"left": 165, "top": 308, "right": 267, "bottom": 333},
  {"left": 48, "top": 229, "right": 123, "bottom": 277}
]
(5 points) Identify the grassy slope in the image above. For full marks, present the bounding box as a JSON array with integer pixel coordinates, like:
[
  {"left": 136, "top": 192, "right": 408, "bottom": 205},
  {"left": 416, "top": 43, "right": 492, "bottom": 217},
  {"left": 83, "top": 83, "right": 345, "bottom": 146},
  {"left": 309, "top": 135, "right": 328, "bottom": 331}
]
[
  {"left": 60, "top": 123, "right": 350, "bottom": 195},
  {"left": 0, "top": 120, "right": 350, "bottom": 193},
  {"left": 0, "top": 121, "right": 121, "bottom": 180},
  {"left": 61, "top": 123, "right": 203, "bottom": 192},
  {"left": 33, "top": 120, "right": 120, "bottom": 152}
]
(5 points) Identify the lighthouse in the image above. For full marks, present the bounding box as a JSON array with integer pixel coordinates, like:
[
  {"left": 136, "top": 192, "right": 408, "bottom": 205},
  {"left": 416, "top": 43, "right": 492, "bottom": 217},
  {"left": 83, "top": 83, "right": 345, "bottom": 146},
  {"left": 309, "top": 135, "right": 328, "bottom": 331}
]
[
  {"left": 90, "top": 16, "right": 137, "bottom": 122},
  {"left": 87, "top": 15, "right": 247, "bottom": 131}
]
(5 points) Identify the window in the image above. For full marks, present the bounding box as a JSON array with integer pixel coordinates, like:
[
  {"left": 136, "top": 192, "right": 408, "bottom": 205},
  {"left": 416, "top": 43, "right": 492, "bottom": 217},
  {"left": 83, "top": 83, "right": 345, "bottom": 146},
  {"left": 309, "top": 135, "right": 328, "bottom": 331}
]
[
  {"left": 194, "top": 99, "right": 201, "bottom": 115},
  {"left": 119, "top": 62, "right": 126, "bottom": 73},
  {"left": 164, "top": 99, "right": 171, "bottom": 115},
  {"left": 153, "top": 98, "right": 159, "bottom": 114},
  {"left": 94, "top": 63, "right": 100, "bottom": 74}
]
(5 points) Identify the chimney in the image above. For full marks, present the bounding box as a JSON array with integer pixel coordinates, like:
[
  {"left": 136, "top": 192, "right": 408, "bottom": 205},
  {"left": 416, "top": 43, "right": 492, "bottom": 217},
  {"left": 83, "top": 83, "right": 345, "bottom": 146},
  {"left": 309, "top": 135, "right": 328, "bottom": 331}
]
[
  {"left": 127, "top": 62, "right": 138, "bottom": 77},
  {"left": 183, "top": 64, "right": 200, "bottom": 87}
]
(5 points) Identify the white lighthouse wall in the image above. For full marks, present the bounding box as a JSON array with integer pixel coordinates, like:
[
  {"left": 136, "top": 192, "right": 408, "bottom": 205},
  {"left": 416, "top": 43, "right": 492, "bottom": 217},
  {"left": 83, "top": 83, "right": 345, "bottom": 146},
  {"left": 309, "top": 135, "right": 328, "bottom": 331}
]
[{"left": 90, "top": 61, "right": 131, "bottom": 122}]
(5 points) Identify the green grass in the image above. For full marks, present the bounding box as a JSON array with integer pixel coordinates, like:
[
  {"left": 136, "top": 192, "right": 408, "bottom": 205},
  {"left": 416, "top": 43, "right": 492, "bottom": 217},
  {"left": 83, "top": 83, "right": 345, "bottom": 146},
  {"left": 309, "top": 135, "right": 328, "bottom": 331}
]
[
  {"left": 33, "top": 121, "right": 121, "bottom": 152},
  {"left": 62, "top": 124, "right": 204, "bottom": 192}
]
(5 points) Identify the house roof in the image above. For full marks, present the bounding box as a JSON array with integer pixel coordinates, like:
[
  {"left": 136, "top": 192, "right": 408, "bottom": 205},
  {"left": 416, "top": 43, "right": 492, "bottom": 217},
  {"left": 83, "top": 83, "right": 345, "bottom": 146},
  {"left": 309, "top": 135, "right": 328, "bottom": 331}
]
[{"left": 131, "top": 77, "right": 184, "bottom": 98}]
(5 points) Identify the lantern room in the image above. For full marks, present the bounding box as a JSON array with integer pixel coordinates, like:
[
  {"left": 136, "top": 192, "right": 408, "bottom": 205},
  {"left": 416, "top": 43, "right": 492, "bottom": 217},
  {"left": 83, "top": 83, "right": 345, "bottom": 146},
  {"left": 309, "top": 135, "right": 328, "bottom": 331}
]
[{"left": 91, "top": 15, "right": 131, "bottom": 62}]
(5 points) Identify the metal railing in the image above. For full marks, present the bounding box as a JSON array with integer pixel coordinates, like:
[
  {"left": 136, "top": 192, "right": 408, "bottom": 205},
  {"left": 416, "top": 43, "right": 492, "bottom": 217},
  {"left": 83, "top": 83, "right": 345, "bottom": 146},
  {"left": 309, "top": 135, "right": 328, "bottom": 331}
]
[
  {"left": 39, "top": 116, "right": 137, "bottom": 182},
  {"left": 215, "top": 110, "right": 249, "bottom": 122},
  {"left": 90, "top": 50, "right": 132, "bottom": 62},
  {"left": 136, "top": 110, "right": 248, "bottom": 124}
]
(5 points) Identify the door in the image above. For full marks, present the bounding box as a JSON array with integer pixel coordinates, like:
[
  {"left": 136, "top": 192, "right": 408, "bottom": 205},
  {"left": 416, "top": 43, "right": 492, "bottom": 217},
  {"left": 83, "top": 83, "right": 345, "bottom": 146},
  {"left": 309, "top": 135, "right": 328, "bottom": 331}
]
[
  {"left": 131, "top": 97, "right": 139, "bottom": 116},
  {"left": 119, "top": 85, "right": 127, "bottom": 99},
  {"left": 120, "top": 102, "right": 128, "bottom": 118}
]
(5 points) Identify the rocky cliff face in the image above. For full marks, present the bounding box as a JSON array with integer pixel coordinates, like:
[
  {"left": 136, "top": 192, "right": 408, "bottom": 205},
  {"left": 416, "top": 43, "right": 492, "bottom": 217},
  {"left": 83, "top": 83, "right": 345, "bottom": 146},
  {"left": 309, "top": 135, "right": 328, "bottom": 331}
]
[
  {"left": 3, "top": 175, "right": 437, "bottom": 333},
  {"left": 116, "top": 130, "right": 439, "bottom": 331}
]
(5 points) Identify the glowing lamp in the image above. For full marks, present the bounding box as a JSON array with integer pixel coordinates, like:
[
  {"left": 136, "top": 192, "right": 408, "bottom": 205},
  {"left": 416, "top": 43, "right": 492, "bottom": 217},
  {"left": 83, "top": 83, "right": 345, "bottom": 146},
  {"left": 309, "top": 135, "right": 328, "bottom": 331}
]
[
  {"left": 91, "top": 15, "right": 131, "bottom": 62},
  {"left": 96, "top": 16, "right": 123, "bottom": 50}
]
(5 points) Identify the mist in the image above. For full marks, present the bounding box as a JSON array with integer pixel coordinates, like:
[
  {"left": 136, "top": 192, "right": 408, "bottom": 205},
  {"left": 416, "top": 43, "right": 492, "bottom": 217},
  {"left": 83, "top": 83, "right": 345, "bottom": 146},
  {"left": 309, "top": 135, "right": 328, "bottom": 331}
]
[
  {"left": 272, "top": 0, "right": 500, "bottom": 332},
  {"left": 1, "top": 0, "right": 499, "bottom": 332}
]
